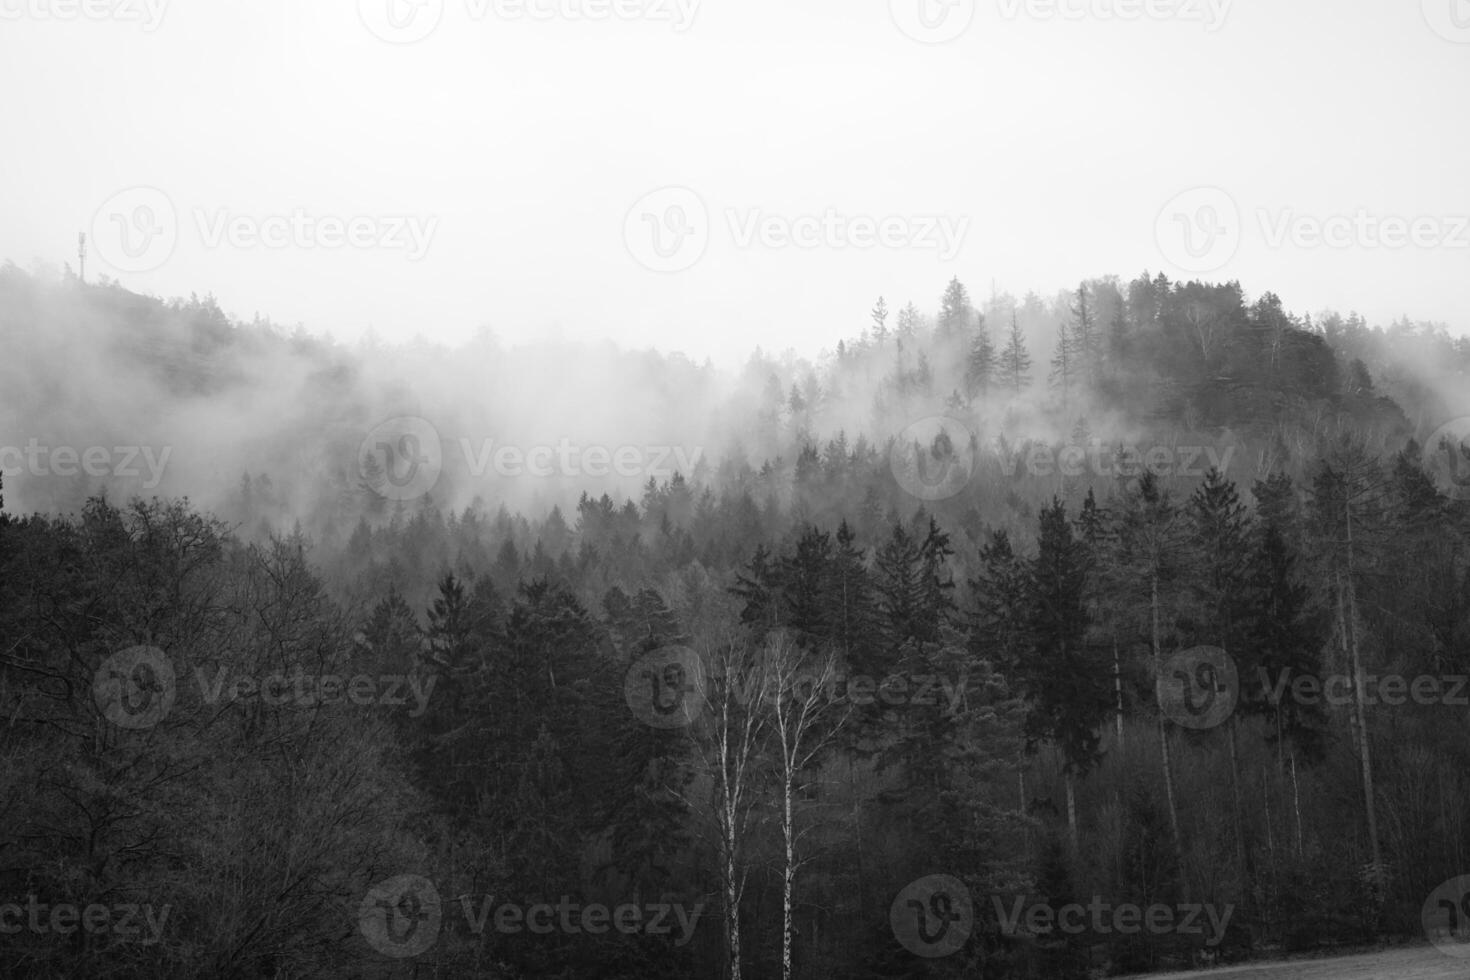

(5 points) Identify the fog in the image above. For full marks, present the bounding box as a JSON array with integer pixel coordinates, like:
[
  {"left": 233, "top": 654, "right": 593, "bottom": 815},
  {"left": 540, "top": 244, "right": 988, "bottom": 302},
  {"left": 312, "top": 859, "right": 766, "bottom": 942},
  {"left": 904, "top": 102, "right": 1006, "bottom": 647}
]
[{"left": 5, "top": 262, "right": 1465, "bottom": 543}]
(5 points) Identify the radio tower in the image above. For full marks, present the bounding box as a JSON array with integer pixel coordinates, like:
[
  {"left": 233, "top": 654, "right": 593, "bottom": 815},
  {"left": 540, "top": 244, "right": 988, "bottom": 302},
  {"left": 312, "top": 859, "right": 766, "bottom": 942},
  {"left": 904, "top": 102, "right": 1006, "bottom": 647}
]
[{"left": 78, "top": 232, "right": 87, "bottom": 284}]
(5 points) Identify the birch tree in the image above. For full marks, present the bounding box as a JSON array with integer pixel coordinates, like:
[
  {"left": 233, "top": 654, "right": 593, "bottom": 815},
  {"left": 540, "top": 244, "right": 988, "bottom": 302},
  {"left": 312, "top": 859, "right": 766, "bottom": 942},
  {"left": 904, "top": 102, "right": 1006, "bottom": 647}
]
[
  {"left": 676, "top": 638, "right": 772, "bottom": 980},
  {"left": 760, "top": 633, "right": 848, "bottom": 980}
]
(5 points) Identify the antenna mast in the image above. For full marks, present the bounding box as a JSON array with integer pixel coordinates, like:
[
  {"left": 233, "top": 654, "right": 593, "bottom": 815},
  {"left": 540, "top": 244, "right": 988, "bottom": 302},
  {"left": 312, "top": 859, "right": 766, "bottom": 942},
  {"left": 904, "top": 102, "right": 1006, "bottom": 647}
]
[{"left": 78, "top": 232, "right": 87, "bottom": 284}]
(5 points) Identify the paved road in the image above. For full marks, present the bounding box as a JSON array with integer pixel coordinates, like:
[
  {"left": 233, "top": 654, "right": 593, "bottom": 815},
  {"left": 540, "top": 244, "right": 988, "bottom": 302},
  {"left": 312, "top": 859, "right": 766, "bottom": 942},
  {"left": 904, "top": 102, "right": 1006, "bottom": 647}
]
[{"left": 1119, "top": 946, "right": 1466, "bottom": 980}]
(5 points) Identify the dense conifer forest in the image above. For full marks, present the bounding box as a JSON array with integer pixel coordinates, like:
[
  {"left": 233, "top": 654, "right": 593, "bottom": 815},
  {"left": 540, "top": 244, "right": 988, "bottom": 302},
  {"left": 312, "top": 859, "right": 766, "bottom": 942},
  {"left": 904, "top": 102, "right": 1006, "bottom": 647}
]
[{"left": 3, "top": 262, "right": 1470, "bottom": 977}]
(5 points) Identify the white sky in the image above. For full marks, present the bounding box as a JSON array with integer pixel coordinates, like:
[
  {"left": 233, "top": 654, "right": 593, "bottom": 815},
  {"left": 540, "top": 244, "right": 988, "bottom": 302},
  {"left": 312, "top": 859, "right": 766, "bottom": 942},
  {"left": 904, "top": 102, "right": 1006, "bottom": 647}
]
[{"left": 2, "top": 0, "right": 1467, "bottom": 367}]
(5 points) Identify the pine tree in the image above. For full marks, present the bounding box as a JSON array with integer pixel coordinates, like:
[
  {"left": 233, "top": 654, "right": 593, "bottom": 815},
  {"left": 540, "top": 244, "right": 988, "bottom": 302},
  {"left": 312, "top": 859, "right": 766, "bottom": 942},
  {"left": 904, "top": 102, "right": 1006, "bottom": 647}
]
[
  {"left": 874, "top": 522, "right": 926, "bottom": 654},
  {"left": 493, "top": 537, "right": 521, "bottom": 590},
  {"left": 917, "top": 516, "right": 958, "bottom": 641},
  {"left": 870, "top": 296, "right": 890, "bottom": 346},
  {"left": 1077, "top": 488, "right": 1126, "bottom": 745},
  {"left": 896, "top": 301, "right": 921, "bottom": 342},
  {"left": 1115, "top": 471, "right": 1189, "bottom": 868},
  {"left": 938, "top": 277, "right": 973, "bottom": 338},
  {"left": 970, "top": 529, "right": 1030, "bottom": 673},
  {"left": 1188, "top": 469, "right": 1253, "bottom": 653},
  {"left": 873, "top": 518, "right": 956, "bottom": 653},
  {"left": 1307, "top": 434, "right": 1391, "bottom": 895},
  {"left": 358, "top": 452, "right": 387, "bottom": 516},
  {"left": 1071, "top": 282, "right": 1099, "bottom": 389},
  {"left": 913, "top": 350, "right": 934, "bottom": 394},
  {"left": 424, "top": 571, "right": 479, "bottom": 667},
  {"left": 965, "top": 316, "right": 997, "bottom": 399},
  {"left": 359, "top": 585, "right": 422, "bottom": 675},
  {"left": 1186, "top": 467, "right": 1256, "bottom": 892},
  {"left": 779, "top": 525, "right": 834, "bottom": 646},
  {"left": 825, "top": 520, "right": 880, "bottom": 672},
  {"left": 1049, "top": 323, "right": 1076, "bottom": 410},
  {"left": 999, "top": 311, "right": 1033, "bottom": 395},
  {"left": 420, "top": 571, "right": 501, "bottom": 810},
  {"left": 731, "top": 544, "right": 783, "bottom": 635},
  {"left": 1245, "top": 514, "right": 1327, "bottom": 761},
  {"left": 602, "top": 586, "right": 698, "bottom": 911},
  {"left": 1021, "top": 498, "right": 1109, "bottom": 850},
  {"left": 788, "top": 383, "right": 806, "bottom": 418}
]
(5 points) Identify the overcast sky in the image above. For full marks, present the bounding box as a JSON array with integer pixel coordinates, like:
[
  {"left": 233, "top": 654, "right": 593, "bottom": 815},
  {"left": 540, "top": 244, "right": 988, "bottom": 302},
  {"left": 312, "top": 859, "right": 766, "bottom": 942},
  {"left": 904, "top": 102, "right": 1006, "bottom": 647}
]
[{"left": 2, "top": 0, "right": 1467, "bottom": 367}]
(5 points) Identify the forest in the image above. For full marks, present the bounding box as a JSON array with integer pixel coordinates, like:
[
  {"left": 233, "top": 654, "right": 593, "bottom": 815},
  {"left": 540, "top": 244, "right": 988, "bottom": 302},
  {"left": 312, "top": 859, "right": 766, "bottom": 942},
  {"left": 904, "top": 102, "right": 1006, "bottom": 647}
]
[{"left": 3, "top": 262, "right": 1470, "bottom": 978}]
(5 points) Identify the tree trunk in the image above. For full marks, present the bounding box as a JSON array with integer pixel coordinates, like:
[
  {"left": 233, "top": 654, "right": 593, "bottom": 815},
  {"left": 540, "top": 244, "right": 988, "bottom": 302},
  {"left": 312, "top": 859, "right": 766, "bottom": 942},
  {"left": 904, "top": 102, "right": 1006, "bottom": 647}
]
[
  {"left": 726, "top": 847, "right": 742, "bottom": 980},
  {"left": 1338, "top": 564, "right": 1383, "bottom": 881},
  {"left": 1066, "top": 770, "right": 1079, "bottom": 853},
  {"left": 1262, "top": 768, "right": 1273, "bottom": 855},
  {"left": 1113, "top": 637, "right": 1125, "bottom": 746},
  {"left": 1018, "top": 753, "right": 1030, "bottom": 860},
  {"left": 1150, "top": 575, "right": 1184, "bottom": 859},
  {"left": 849, "top": 756, "right": 866, "bottom": 929},
  {"left": 1291, "top": 748, "right": 1303, "bottom": 857},
  {"left": 1226, "top": 712, "right": 1250, "bottom": 886},
  {"left": 781, "top": 772, "right": 795, "bottom": 980}
]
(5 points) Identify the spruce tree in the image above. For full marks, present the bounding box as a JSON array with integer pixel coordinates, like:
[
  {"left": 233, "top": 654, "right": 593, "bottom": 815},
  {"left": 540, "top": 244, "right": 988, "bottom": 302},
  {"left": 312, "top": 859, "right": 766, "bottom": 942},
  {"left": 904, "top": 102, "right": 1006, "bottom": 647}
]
[
  {"left": 870, "top": 296, "right": 890, "bottom": 346},
  {"left": 938, "top": 277, "right": 973, "bottom": 338},
  {"left": 779, "top": 525, "right": 834, "bottom": 646},
  {"left": 1022, "top": 498, "right": 1110, "bottom": 849},
  {"left": 965, "top": 315, "right": 997, "bottom": 398},
  {"left": 999, "top": 311, "right": 1033, "bottom": 394},
  {"left": 1186, "top": 467, "right": 1256, "bottom": 894},
  {"left": 1049, "top": 323, "right": 1076, "bottom": 410}
]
